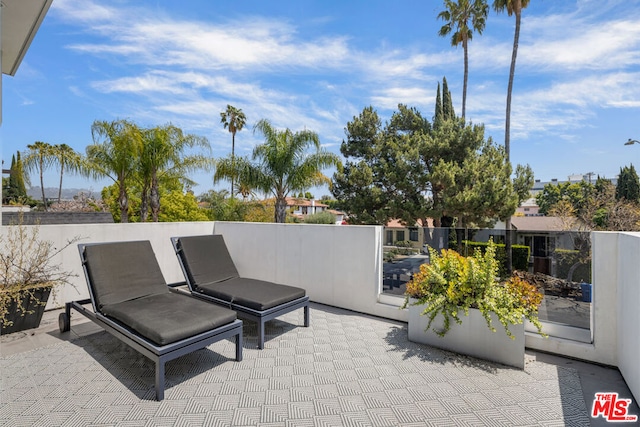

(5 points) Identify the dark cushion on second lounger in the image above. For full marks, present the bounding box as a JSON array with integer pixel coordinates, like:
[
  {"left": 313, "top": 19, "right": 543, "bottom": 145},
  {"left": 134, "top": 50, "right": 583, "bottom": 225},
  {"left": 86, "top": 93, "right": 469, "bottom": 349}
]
[
  {"left": 178, "top": 235, "right": 240, "bottom": 285},
  {"left": 102, "top": 292, "right": 237, "bottom": 346},
  {"left": 197, "top": 277, "right": 306, "bottom": 311}
]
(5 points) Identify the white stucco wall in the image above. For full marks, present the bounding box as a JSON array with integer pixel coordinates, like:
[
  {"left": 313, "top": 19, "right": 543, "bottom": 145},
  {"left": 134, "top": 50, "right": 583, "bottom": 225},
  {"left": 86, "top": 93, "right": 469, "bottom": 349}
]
[
  {"left": 0, "top": 222, "right": 216, "bottom": 309},
  {"left": 212, "top": 221, "right": 404, "bottom": 321},
  {"left": 616, "top": 232, "right": 640, "bottom": 403}
]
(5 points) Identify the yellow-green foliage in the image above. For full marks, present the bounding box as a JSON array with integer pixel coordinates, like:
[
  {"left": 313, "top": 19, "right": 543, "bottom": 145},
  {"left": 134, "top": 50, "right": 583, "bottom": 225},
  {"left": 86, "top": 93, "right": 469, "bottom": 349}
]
[{"left": 404, "top": 240, "right": 545, "bottom": 339}]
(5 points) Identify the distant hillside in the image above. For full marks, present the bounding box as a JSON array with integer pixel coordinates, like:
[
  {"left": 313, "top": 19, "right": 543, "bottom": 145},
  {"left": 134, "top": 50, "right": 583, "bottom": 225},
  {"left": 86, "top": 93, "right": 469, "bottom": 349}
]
[{"left": 27, "top": 187, "right": 101, "bottom": 201}]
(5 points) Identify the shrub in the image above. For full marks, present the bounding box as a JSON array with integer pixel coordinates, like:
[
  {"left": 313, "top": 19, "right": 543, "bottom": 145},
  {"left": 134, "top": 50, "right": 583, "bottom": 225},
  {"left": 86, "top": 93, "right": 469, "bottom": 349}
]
[
  {"left": 463, "top": 241, "right": 530, "bottom": 277},
  {"left": 554, "top": 249, "right": 591, "bottom": 283},
  {"left": 403, "top": 240, "right": 545, "bottom": 339},
  {"left": 304, "top": 211, "right": 336, "bottom": 224}
]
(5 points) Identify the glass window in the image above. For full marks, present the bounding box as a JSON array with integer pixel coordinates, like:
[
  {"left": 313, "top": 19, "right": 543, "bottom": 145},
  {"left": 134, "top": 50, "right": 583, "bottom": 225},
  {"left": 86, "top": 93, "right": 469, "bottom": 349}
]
[
  {"left": 386, "top": 230, "right": 393, "bottom": 245},
  {"left": 409, "top": 228, "right": 419, "bottom": 242}
]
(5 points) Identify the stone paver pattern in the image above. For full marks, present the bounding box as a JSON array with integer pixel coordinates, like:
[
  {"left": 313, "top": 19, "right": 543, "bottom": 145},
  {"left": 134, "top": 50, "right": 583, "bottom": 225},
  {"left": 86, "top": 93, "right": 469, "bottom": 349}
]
[{"left": 0, "top": 303, "right": 589, "bottom": 426}]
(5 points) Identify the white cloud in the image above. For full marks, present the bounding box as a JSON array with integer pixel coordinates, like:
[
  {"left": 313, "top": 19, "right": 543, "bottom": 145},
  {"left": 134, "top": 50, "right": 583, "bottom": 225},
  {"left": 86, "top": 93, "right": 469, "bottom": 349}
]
[{"left": 53, "top": 0, "right": 640, "bottom": 153}]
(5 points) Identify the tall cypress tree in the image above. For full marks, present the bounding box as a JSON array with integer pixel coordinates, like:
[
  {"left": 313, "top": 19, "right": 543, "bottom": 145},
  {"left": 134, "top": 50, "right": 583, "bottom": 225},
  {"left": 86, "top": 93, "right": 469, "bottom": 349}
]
[
  {"left": 15, "top": 151, "right": 28, "bottom": 199},
  {"left": 434, "top": 82, "right": 443, "bottom": 126},
  {"left": 616, "top": 164, "right": 640, "bottom": 202},
  {"left": 442, "top": 76, "right": 455, "bottom": 120},
  {"left": 6, "top": 155, "right": 19, "bottom": 201}
]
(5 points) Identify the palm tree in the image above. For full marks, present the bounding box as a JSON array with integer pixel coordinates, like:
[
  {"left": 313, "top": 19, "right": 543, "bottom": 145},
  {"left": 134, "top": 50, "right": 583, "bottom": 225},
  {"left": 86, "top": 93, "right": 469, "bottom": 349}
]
[
  {"left": 139, "top": 124, "right": 213, "bottom": 222},
  {"left": 214, "top": 119, "right": 341, "bottom": 223},
  {"left": 220, "top": 105, "right": 247, "bottom": 198},
  {"left": 86, "top": 119, "right": 142, "bottom": 223},
  {"left": 493, "top": 0, "right": 531, "bottom": 273},
  {"left": 438, "top": 0, "right": 488, "bottom": 120},
  {"left": 23, "top": 141, "right": 55, "bottom": 210},
  {"left": 51, "top": 144, "right": 83, "bottom": 203}
]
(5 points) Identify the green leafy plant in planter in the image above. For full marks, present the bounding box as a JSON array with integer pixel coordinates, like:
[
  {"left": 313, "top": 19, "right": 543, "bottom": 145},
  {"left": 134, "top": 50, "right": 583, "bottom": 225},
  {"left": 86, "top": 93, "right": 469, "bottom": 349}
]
[
  {"left": 403, "top": 240, "right": 545, "bottom": 339},
  {"left": 0, "top": 217, "right": 80, "bottom": 334}
]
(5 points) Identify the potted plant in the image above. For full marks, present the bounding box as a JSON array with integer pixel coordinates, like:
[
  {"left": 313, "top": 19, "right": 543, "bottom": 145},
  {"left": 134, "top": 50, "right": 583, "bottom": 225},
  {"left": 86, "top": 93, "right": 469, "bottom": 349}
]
[
  {"left": 0, "top": 216, "right": 79, "bottom": 335},
  {"left": 403, "top": 240, "right": 545, "bottom": 368}
]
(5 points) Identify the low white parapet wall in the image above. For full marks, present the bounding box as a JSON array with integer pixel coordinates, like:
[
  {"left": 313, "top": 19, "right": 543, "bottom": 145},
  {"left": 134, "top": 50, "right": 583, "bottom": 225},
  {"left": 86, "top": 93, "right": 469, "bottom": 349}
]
[
  {"left": 615, "top": 232, "right": 640, "bottom": 403},
  {"left": 212, "top": 222, "right": 405, "bottom": 321},
  {"left": 0, "top": 222, "right": 216, "bottom": 309},
  {"left": 1, "top": 221, "right": 402, "bottom": 321}
]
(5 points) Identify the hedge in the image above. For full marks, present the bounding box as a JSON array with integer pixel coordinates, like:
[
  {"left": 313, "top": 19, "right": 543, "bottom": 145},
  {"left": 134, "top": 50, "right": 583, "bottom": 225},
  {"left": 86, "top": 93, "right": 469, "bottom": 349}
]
[
  {"left": 462, "top": 241, "right": 530, "bottom": 277},
  {"left": 554, "top": 249, "right": 591, "bottom": 283}
]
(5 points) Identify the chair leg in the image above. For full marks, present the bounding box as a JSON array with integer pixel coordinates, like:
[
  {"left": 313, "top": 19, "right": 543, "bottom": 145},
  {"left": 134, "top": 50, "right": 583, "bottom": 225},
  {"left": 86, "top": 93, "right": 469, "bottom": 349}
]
[
  {"left": 304, "top": 305, "right": 310, "bottom": 327},
  {"left": 236, "top": 330, "right": 243, "bottom": 361},
  {"left": 258, "top": 320, "right": 265, "bottom": 349},
  {"left": 155, "top": 360, "right": 165, "bottom": 401}
]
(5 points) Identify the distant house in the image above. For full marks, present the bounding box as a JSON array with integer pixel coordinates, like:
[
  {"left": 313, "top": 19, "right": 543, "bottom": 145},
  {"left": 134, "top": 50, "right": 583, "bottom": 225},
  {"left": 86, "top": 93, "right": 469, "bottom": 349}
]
[
  {"left": 384, "top": 219, "right": 435, "bottom": 249},
  {"left": 515, "top": 197, "right": 542, "bottom": 216},
  {"left": 285, "top": 197, "right": 345, "bottom": 225}
]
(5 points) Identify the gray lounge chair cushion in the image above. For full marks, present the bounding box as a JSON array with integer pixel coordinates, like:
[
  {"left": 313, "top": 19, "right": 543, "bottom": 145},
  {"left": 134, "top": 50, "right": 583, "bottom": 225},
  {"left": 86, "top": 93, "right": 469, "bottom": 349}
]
[
  {"left": 83, "top": 240, "right": 237, "bottom": 346},
  {"left": 176, "top": 235, "right": 306, "bottom": 311},
  {"left": 196, "top": 277, "right": 306, "bottom": 311},
  {"left": 84, "top": 241, "right": 167, "bottom": 309},
  {"left": 177, "top": 235, "right": 240, "bottom": 284},
  {"left": 102, "top": 292, "right": 237, "bottom": 346}
]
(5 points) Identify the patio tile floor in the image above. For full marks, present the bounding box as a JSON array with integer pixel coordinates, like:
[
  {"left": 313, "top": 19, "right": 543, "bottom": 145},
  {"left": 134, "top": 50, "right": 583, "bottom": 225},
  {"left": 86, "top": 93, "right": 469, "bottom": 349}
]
[{"left": 1, "top": 302, "right": 636, "bottom": 426}]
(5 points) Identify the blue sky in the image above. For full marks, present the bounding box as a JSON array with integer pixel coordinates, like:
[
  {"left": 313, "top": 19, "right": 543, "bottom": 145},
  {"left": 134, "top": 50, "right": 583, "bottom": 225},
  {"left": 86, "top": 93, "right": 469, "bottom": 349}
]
[{"left": 3, "top": 0, "right": 640, "bottom": 198}]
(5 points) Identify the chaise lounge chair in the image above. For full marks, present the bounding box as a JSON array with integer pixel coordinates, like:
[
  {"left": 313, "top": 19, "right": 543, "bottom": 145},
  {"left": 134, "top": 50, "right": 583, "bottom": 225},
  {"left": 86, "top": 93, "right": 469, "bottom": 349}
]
[
  {"left": 58, "top": 240, "right": 243, "bottom": 401},
  {"left": 171, "top": 234, "right": 310, "bottom": 349}
]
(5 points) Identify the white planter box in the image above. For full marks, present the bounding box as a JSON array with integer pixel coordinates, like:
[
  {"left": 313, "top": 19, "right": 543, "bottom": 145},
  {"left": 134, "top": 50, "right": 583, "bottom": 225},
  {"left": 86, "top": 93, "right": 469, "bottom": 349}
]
[{"left": 408, "top": 302, "right": 525, "bottom": 369}]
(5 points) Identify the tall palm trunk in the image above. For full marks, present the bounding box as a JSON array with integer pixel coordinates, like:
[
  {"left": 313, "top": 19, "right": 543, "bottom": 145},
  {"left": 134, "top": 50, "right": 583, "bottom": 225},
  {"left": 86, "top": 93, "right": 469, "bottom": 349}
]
[
  {"left": 150, "top": 173, "right": 160, "bottom": 222},
  {"left": 140, "top": 183, "right": 150, "bottom": 222},
  {"left": 118, "top": 178, "right": 129, "bottom": 223},
  {"left": 57, "top": 160, "right": 65, "bottom": 203},
  {"left": 275, "top": 196, "right": 287, "bottom": 223},
  {"left": 462, "top": 38, "right": 469, "bottom": 120},
  {"left": 39, "top": 158, "right": 47, "bottom": 211},
  {"left": 505, "top": 11, "right": 521, "bottom": 163},
  {"left": 231, "top": 133, "right": 236, "bottom": 198},
  {"left": 504, "top": 9, "right": 522, "bottom": 274}
]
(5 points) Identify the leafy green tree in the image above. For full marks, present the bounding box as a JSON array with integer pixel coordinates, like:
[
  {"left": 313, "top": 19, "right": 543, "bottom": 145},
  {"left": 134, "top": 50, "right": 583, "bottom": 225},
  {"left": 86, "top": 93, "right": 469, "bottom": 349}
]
[
  {"left": 615, "top": 164, "right": 640, "bottom": 203},
  {"left": 333, "top": 102, "right": 527, "bottom": 229},
  {"left": 86, "top": 119, "right": 142, "bottom": 223},
  {"left": 512, "top": 164, "right": 534, "bottom": 205},
  {"left": 332, "top": 105, "right": 430, "bottom": 225},
  {"left": 536, "top": 180, "right": 595, "bottom": 216},
  {"left": 23, "top": 141, "right": 56, "bottom": 210},
  {"left": 157, "top": 190, "right": 209, "bottom": 222},
  {"left": 215, "top": 119, "right": 341, "bottom": 223},
  {"left": 199, "top": 189, "right": 273, "bottom": 222},
  {"left": 51, "top": 144, "right": 84, "bottom": 203},
  {"left": 139, "top": 124, "right": 212, "bottom": 222},
  {"left": 220, "top": 105, "right": 247, "bottom": 198},
  {"left": 438, "top": 0, "right": 489, "bottom": 119}
]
